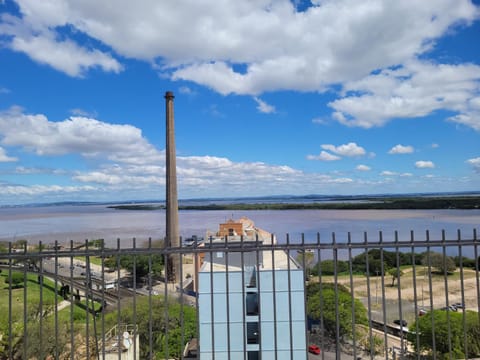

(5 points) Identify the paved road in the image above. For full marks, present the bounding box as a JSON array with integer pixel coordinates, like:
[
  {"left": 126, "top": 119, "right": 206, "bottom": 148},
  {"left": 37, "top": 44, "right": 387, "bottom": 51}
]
[{"left": 308, "top": 350, "right": 355, "bottom": 360}]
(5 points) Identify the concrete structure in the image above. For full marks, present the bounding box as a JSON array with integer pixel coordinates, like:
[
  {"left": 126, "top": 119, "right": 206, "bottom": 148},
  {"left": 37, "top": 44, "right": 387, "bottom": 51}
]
[
  {"left": 102, "top": 324, "right": 139, "bottom": 360},
  {"left": 165, "top": 91, "right": 180, "bottom": 283},
  {"left": 198, "top": 218, "right": 307, "bottom": 360}
]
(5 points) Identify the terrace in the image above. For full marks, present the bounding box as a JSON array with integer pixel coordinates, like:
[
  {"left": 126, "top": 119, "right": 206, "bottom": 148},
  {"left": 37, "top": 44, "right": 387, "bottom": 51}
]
[{"left": 0, "top": 228, "right": 479, "bottom": 359}]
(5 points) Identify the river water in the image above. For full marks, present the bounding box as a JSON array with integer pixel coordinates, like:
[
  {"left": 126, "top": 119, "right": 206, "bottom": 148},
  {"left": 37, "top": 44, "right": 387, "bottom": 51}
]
[{"left": 0, "top": 205, "right": 479, "bottom": 249}]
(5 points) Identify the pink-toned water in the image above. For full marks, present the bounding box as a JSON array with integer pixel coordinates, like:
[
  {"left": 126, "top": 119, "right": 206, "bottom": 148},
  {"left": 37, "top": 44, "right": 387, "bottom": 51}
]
[{"left": 0, "top": 205, "right": 478, "bottom": 248}]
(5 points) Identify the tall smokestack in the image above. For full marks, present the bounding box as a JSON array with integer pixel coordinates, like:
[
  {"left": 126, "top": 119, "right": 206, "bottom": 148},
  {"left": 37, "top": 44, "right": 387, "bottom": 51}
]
[{"left": 165, "top": 91, "right": 179, "bottom": 283}]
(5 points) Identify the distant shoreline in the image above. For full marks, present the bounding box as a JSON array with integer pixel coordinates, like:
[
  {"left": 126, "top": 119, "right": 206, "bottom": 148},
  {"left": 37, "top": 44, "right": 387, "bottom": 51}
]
[{"left": 108, "top": 196, "right": 480, "bottom": 211}]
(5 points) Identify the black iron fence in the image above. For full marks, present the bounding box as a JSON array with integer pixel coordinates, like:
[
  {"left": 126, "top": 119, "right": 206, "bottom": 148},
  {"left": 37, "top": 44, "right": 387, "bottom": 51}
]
[{"left": 0, "top": 229, "right": 479, "bottom": 359}]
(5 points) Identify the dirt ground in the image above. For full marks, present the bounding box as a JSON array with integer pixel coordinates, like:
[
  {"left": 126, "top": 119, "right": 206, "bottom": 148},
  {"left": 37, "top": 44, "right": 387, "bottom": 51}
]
[{"left": 319, "top": 267, "right": 479, "bottom": 324}]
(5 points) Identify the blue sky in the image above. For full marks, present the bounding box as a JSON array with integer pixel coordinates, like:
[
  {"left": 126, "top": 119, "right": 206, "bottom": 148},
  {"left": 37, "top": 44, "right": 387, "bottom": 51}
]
[{"left": 0, "top": 0, "right": 479, "bottom": 205}]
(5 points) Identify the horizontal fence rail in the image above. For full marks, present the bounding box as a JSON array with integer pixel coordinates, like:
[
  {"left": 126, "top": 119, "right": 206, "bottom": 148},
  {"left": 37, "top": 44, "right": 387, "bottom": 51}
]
[{"left": 0, "top": 229, "right": 478, "bottom": 359}]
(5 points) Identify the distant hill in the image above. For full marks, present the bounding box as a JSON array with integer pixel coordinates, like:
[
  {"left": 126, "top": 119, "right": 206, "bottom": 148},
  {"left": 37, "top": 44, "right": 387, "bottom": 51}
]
[{"left": 106, "top": 193, "right": 480, "bottom": 211}]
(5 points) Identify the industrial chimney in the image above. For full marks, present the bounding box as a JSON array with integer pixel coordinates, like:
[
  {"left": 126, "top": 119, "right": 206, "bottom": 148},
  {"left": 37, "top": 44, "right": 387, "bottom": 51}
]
[{"left": 165, "top": 91, "right": 180, "bottom": 283}]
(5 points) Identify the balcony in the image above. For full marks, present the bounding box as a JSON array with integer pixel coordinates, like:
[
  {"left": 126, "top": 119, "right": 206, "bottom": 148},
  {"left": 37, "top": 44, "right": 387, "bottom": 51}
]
[{"left": 0, "top": 229, "right": 479, "bottom": 359}]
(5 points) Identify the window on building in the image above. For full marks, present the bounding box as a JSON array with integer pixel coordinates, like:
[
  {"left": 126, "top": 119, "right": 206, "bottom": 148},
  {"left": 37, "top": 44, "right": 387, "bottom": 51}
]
[
  {"left": 247, "top": 267, "right": 257, "bottom": 288},
  {"left": 246, "top": 322, "right": 259, "bottom": 344},
  {"left": 247, "top": 351, "right": 260, "bottom": 360},
  {"left": 246, "top": 292, "right": 258, "bottom": 316}
]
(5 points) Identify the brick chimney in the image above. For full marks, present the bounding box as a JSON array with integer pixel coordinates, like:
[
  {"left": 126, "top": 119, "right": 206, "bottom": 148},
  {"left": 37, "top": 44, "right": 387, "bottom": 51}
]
[{"left": 165, "top": 91, "right": 179, "bottom": 282}]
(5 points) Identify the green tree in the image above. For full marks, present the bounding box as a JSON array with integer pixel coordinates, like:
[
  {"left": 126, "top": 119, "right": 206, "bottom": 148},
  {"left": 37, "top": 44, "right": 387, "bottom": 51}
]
[
  {"left": 422, "top": 252, "right": 456, "bottom": 274},
  {"left": 306, "top": 283, "right": 367, "bottom": 338},
  {"left": 296, "top": 251, "right": 314, "bottom": 269},
  {"left": 104, "top": 254, "right": 164, "bottom": 279},
  {"left": 311, "top": 259, "right": 349, "bottom": 276},
  {"left": 453, "top": 256, "right": 476, "bottom": 268},
  {"left": 296, "top": 251, "right": 315, "bottom": 278},
  {"left": 408, "top": 310, "right": 480, "bottom": 358},
  {"left": 109, "top": 296, "right": 197, "bottom": 358},
  {"left": 387, "top": 267, "right": 404, "bottom": 286}
]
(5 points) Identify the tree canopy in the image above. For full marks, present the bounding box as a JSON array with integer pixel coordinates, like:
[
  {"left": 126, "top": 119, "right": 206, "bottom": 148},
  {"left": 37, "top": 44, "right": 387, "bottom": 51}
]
[
  {"left": 104, "top": 254, "right": 164, "bottom": 279},
  {"left": 407, "top": 310, "right": 480, "bottom": 358},
  {"left": 108, "top": 296, "right": 197, "bottom": 359},
  {"left": 306, "top": 282, "right": 367, "bottom": 338},
  {"left": 422, "top": 252, "right": 456, "bottom": 274}
]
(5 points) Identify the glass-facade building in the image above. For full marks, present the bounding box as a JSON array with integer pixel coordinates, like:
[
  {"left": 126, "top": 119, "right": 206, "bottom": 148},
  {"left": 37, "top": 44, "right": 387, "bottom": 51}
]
[{"left": 198, "top": 219, "right": 307, "bottom": 360}]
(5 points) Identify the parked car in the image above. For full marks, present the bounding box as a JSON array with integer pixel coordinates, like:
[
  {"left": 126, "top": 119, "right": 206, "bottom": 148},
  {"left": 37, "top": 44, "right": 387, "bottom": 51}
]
[
  {"left": 308, "top": 344, "right": 321, "bottom": 355},
  {"left": 393, "top": 319, "right": 408, "bottom": 327},
  {"left": 452, "top": 302, "right": 465, "bottom": 310}
]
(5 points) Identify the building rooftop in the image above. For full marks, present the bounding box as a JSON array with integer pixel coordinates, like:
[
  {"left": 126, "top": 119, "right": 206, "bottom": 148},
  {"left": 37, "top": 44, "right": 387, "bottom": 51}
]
[{"left": 200, "top": 217, "right": 300, "bottom": 272}]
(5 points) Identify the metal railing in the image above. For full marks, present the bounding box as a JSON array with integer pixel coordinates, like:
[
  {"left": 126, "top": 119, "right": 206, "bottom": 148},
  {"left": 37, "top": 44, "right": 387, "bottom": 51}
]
[{"left": 0, "top": 229, "right": 479, "bottom": 359}]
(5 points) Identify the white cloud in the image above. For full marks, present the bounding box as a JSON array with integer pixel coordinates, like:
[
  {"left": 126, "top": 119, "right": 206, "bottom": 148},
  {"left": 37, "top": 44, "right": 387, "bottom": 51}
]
[
  {"left": 356, "top": 164, "right": 371, "bottom": 171},
  {"left": 253, "top": 97, "right": 276, "bottom": 114},
  {"left": 447, "top": 112, "right": 480, "bottom": 131},
  {"left": 466, "top": 157, "right": 480, "bottom": 172},
  {"left": 312, "top": 117, "right": 328, "bottom": 125},
  {"left": 0, "top": 184, "right": 96, "bottom": 196},
  {"left": 321, "top": 142, "right": 366, "bottom": 157},
  {"left": 0, "top": 87, "right": 10, "bottom": 94},
  {"left": 306, "top": 151, "right": 341, "bottom": 161},
  {"left": 381, "top": 171, "right": 397, "bottom": 176},
  {"left": 415, "top": 160, "right": 435, "bottom": 169},
  {"left": 431, "top": 143, "right": 439, "bottom": 149},
  {"left": 69, "top": 153, "right": 357, "bottom": 198},
  {"left": 1, "top": 0, "right": 477, "bottom": 91},
  {"left": 0, "top": 15, "right": 123, "bottom": 77},
  {"left": 70, "top": 108, "right": 98, "bottom": 118},
  {"left": 0, "top": 147, "right": 17, "bottom": 162},
  {"left": 179, "top": 86, "right": 196, "bottom": 95},
  {"left": 330, "top": 61, "right": 480, "bottom": 130},
  {"left": 0, "top": 107, "right": 161, "bottom": 164},
  {"left": 388, "top": 144, "right": 414, "bottom": 154}
]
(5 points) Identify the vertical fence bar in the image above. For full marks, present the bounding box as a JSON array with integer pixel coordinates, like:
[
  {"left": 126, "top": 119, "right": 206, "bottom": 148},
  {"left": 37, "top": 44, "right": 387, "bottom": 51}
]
[
  {"left": 257, "top": 232, "right": 264, "bottom": 359},
  {"left": 148, "top": 237, "right": 155, "bottom": 360},
  {"left": 425, "top": 231, "right": 437, "bottom": 360},
  {"left": 69, "top": 240, "right": 75, "bottom": 360},
  {"left": 271, "top": 233, "right": 278, "bottom": 360},
  {"left": 316, "top": 233, "right": 325, "bottom": 360},
  {"left": 332, "top": 232, "right": 341, "bottom": 360},
  {"left": 457, "top": 229, "right": 468, "bottom": 359},
  {"left": 54, "top": 240, "right": 59, "bottom": 360},
  {"left": 85, "top": 240, "right": 91, "bottom": 360},
  {"left": 209, "top": 235, "right": 215, "bottom": 360},
  {"left": 8, "top": 242, "right": 13, "bottom": 360},
  {"left": 347, "top": 232, "right": 358, "bottom": 360},
  {"left": 379, "top": 231, "right": 389, "bottom": 357},
  {"left": 38, "top": 241, "right": 44, "bottom": 360},
  {"left": 179, "top": 237, "right": 185, "bottom": 360},
  {"left": 394, "top": 231, "right": 405, "bottom": 356},
  {"left": 115, "top": 238, "right": 121, "bottom": 360},
  {"left": 283, "top": 233, "right": 291, "bottom": 360},
  {"left": 441, "top": 230, "right": 453, "bottom": 360},
  {"left": 22, "top": 241, "right": 27, "bottom": 360},
  {"left": 100, "top": 239, "right": 106, "bottom": 360},
  {"left": 224, "top": 235, "right": 231, "bottom": 360},
  {"left": 364, "top": 232, "right": 374, "bottom": 359},
  {"left": 474, "top": 229, "right": 480, "bottom": 325},
  {"left": 410, "top": 231, "right": 421, "bottom": 360},
  {"left": 131, "top": 238, "right": 137, "bottom": 360},
  {"left": 194, "top": 237, "right": 201, "bottom": 358},
  {"left": 240, "top": 234, "right": 246, "bottom": 360}
]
